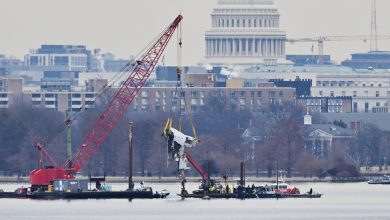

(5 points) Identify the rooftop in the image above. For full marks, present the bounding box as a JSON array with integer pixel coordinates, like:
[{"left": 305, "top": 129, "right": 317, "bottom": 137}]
[{"left": 319, "top": 113, "right": 390, "bottom": 131}]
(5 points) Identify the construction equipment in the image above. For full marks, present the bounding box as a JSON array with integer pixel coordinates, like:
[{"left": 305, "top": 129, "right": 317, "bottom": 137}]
[
  {"left": 29, "top": 14, "right": 183, "bottom": 190},
  {"left": 287, "top": 35, "right": 390, "bottom": 64}
]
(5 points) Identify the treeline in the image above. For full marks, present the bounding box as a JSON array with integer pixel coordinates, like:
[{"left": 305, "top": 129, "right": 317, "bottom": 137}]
[{"left": 1, "top": 95, "right": 389, "bottom": 178}]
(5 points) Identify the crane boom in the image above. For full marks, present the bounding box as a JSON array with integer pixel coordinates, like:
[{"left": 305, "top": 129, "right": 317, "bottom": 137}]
[
  {"left": 70, "top": 15, "right": 183, "bottom": 172},
  {"left": 185, "top": 153, "right": 208, "bottom": 181},
  {"left": 30, "top": 15, "right": 183, "bottom": 187},
  {"left": 286, "top": 35, "right": 390, "bottom": 64}
]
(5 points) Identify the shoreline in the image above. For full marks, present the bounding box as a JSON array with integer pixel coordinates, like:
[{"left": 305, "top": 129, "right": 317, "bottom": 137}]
[{"left": 0, "top": 175, "right": 372, "bottom": 184}]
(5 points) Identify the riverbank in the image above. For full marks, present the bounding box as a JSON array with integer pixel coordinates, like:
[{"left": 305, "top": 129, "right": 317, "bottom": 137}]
[
  {"left": 3, "top": 165, "right": 388, "bottom": 184},
  {"left": 0, "top": 175, "right": 371, "bottom": 184}
]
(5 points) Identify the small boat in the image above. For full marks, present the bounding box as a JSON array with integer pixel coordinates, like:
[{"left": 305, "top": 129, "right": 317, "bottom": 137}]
[
  {"left": 260, "top": 171, "right": 322, "bottom": 199},
  {"left": 368, "top": 175, "right": 390, "bottom": 185}
]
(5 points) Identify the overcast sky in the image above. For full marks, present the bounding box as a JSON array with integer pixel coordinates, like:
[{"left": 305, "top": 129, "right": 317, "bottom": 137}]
[{"left": 0, "top": 0, "right": 389, "bottom": 65}]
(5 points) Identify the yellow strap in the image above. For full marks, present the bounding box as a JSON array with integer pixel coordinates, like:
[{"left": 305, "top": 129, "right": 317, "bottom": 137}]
[{"left": 163, "top": 118, "right": 172, "bottom": 137}]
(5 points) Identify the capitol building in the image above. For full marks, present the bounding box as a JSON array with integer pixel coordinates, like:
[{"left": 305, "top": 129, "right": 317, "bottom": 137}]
[{"left": 204, "top": 0, "right": 291, "bottom": 67}]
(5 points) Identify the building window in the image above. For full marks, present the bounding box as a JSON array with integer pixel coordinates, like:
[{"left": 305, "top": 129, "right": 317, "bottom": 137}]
[
  {"left": 364, "top": 91, "right": 368, "bottom": 97},
  {"left": 257, "top": 91, "right": 262, "bottom": 97},
  {"left": 342, "top": 91, "right": 346, "bottom": 96},
  {"left": 365, "top": 102, "right": 369, "bottom": 113},
  {"left": 279, "top": 91, "right": 283, "bottom": 97},
  {"left": 85, "top": 93, "right": 94, "bottom": 98},
  {"left": 32, "top": 93, "right": 41, "bottom": 98},
  {"left": 191, "top": 105, "right": 197, "bottom": 112},
  {"left": 251, "top": 91, "right": 255, "bottom": 97},
  {"left": 191, "top": 91, "right": 198, "bottom": 98},
  {"left": 269, "top": 91, "right": 275, "bottom": 97},
  {"left": 376, "top": 102, "right": 380, "bottom": 107},
  {"left": 319, "top": 91, "right": 323, "bottom": 96},
  {"left": 240, "top": 91, "right": 246, "bottom": 97},
  {"left": 330, "top": 91, "right": 334, "bottom": 97},
  {"left": 376, "top": 91, "right": 380, "bottom": 97},
  {"left": 353, "top": 102, "right": 358, "bottom": 113},
  {"left": 46, "top": 101, "right": 56, "bottom": 106},
  {"left": 353, "top": 91, "right": 357, "bottom": 97},
  {"left": 240, "top": 98, "right": 245, "bottom": 105}
]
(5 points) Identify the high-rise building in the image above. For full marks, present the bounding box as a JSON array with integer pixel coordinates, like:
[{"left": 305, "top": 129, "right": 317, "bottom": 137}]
[
  {"left": 24, "top": 45, "right": 89, "bottom": 72},
  {"left": 204, "top": 0, "right": 291, "bottom": 67}
]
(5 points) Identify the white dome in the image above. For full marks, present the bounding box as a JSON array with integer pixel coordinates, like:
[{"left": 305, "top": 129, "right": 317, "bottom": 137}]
[{"left": 204, "top": 0, "right": 291, "bottom": 67}]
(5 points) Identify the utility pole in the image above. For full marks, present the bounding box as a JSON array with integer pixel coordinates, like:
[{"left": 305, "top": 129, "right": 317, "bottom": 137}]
[
  {"left": 276, "top": 162, "right": 279, "bottom": 192},
  {"left": 66, "top": 110, "right": 72, "bottom": 168},
  {"left": 128, "top": 122, "right": 134, "bottom": 191},
  {"left": 240, "top": 162, "right": 245, "bottom": 187}
]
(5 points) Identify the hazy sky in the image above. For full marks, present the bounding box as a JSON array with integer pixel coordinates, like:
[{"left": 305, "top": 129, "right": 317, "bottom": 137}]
[{"left": 0, "top": 0, "right": 389, "bottom": 65}]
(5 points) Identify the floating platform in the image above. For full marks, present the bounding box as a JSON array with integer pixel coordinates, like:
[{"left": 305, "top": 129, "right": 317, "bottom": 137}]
[
  {"left": 0, "top": 190, "right": 169, "bottom": 200},
  {"left": 279, "top": 193, "right": 322, "bottom": 198},
  {"left": 178, "top": 192, "right": 321, "bottom": 199},
  {"left": 0, "top": 192, "right": 26, "bottom": 199}
]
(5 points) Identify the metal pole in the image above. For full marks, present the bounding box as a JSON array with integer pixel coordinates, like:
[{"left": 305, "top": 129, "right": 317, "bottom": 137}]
[
  {"left": 128, "top": 122, "right": 133, "bottom": 191},
  {"left": 66, "top": 110, "right": 72, "bottom": 168},
  {"left": 240, "top": 162, "right": 245, "bottom": 187},
  {"left": 276, "top": 162, "right": 279, "bottom": 192},
  {"left": 207, "top": 161, "right": 211, "bottom": 180}
]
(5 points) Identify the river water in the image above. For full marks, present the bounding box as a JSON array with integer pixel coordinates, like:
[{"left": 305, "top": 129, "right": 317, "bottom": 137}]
[{"left": 0, "top": 182, "right": 389, "bottom": 220}]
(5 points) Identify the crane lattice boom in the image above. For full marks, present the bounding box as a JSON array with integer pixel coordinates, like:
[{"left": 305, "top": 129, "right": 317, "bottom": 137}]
[
  {"left": 30, "top": 15, "right": 183, "bottom": 186},
  {"left": 70, "top": 15, "right": 183, "bottom": 172}
]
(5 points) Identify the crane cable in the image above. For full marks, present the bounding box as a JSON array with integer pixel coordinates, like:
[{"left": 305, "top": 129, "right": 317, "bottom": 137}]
[
  {"left": 176, "top": 21, "right": 198, "bottom": 141},
  {"left": 41, "top": 23, "right": 174, "bottom": 154}
]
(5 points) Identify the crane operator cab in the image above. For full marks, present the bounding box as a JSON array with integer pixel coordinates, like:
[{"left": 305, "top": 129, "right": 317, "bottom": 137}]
[{"left": 163, "top": 118, "right": 199, "bottom": 170}]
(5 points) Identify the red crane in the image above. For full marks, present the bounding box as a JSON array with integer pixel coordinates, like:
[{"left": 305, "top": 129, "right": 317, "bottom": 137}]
[
  {"left": 185, "top": 153, "right": 208, "bottom": 181},
  {"left": 30, "top": 14, "right": 183, "bottom": 189}
]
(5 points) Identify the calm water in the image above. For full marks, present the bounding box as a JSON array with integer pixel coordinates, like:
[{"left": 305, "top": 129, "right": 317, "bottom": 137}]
[{"left": 0, "top": 182, "right": 389, "bottom": 220}]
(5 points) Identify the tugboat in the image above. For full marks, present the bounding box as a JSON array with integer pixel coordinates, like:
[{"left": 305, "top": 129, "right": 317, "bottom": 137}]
[
  {"left": 368, "top": 175, "right": 390, "bottom": 185},
  {"left": 266, "top": 169, "right": 322, "bottom": 199}
]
